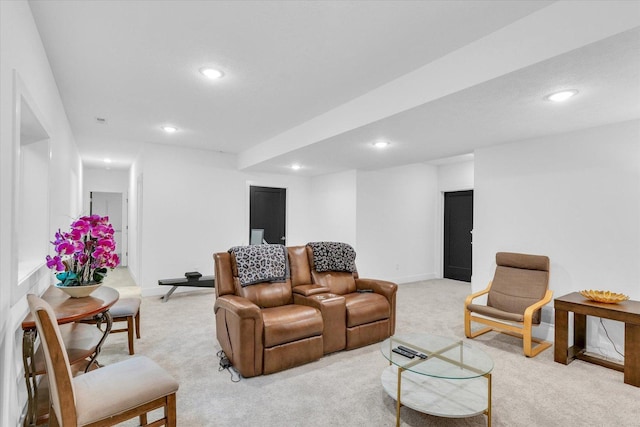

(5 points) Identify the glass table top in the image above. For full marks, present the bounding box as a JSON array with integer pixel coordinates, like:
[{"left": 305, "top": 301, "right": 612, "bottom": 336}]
[{"left": 380, "top": 333, "right": 493, "bottom": 379}]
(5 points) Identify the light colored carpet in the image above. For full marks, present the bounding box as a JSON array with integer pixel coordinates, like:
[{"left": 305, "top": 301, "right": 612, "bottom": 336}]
[
  {"left": 102, "top": 266, "right": 141, "bottom": 298},
  {"left": 97, "top": 275, "right": 640, "bottom": 426}
]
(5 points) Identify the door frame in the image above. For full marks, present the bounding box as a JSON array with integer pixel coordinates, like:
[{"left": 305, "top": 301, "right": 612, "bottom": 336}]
[
  {"left": 245, "top": 181, "right": 288, "bottom": 246},
  {"left": 89, "top": 191, "right": 128, "bottom": 267},
  {"left": 437, "top": 187, "right": 474, "bottom": 280}
]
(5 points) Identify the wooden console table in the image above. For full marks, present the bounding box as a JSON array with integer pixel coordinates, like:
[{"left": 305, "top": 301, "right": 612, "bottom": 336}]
[
  {"left": 554, "top": 292, "right": 640, "bottom": 387},
  {"left": 21, "top": 286, "right": 119, "bottom": 426}
]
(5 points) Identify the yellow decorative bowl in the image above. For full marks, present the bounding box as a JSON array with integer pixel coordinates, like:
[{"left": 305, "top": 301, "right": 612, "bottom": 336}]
[{"left": 579, "top": 289, "right": 629, "bottom": 304}]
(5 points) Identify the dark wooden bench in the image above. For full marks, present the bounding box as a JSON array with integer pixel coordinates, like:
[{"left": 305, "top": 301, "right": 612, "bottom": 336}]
[{"left": 158, "top": 275, "right": 215, "bottom": 302}]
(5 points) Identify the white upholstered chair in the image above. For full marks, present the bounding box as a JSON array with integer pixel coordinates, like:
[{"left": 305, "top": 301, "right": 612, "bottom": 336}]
[{"left": 27, "top": 294, "right": 178, "bottom": 427}]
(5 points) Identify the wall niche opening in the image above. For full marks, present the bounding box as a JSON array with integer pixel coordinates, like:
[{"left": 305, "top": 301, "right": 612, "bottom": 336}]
[{"left": 13, "top": 72, "right": 51, "bottom": 304}]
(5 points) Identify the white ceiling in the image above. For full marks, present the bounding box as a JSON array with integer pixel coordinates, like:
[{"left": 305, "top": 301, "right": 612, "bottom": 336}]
[{"left": 28, "top": 1, "right": 640, "bottom": 174}]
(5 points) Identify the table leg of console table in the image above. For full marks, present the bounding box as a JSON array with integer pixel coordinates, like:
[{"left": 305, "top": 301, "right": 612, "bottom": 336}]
[
  {"left": 625, "top": 323, "right": 640, "bottom": 386},
  {"left": 574, "top": 313, "right": 587, "bottom": 352},
  {"left": 554, "top": 309, "right": 588, "bottom": 363}
]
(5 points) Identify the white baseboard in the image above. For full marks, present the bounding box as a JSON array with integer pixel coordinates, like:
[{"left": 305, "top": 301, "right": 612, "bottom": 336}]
[
  {"left": 392, "top": 273, "right": 437, "bottom": 284},
  {"left": 533, "top": 321, "right": 554, "bottom": 342}
]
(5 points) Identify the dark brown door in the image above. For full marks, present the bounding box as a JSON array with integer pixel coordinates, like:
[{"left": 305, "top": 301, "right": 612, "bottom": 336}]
[
  {"left": 444, "top": 190, "right": 473, "bottom": 282},
  {"left": 249, "top": 186, "right": 286, "bottom": 245}
]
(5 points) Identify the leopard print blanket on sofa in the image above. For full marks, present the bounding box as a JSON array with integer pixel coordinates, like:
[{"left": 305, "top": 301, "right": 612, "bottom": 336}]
[
  {"left": 229, "top": 244, "right": 289, "bottom": 287},
  {"left": 307, "top": 242, "right": 357, "bottom": 273}
]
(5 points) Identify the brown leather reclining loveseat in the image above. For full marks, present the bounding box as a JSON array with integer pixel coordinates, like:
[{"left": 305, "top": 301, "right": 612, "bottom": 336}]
[{"left": 213, "top": 243, "right": 397, "bottom": 377}]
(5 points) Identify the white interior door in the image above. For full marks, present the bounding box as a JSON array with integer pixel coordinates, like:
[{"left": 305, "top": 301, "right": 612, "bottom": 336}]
[{"left": 91, "top": 191, "right": 127, "bottom": 266}]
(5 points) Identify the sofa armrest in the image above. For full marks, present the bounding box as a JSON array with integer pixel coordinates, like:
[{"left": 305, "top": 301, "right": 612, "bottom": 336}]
[
  {"left": 214, "top": 294, "right": 261, "bottom": 320},
  {"left": 356, "top": 278, "right": 398, "bottom": 336},
  {"left": 213, "top": 295, "right": 264, "bottom": 377},
  {"left": 355, "top": 278, "right": 397, "bottom": 301},
  {"left": 292, "top": 284, "right": 330, "bottom": 297},
  {"left": 523, "top": 289, "right": 553, "bottom": 327}
]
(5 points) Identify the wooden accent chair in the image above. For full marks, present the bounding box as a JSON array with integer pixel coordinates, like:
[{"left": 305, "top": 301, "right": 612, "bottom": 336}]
[
  {"left": 27, "top": 294, "right": 178, "bottom": 427},
  {"left": 464, "top": 252, "right": 553, "bottom": 357}
]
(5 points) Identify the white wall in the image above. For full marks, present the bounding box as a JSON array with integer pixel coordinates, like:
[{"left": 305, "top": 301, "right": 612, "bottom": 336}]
[
  {"left": 356, "top": 164, "right": 439, "bottom": 283},
  {"left": 131, "top": 143, "right": 314, "bottom": 296},
  {"left": 128, "top": 155, "right": 143, "bottom": 284},
  {"left": 130, "top": 157, "right": 444, "bottom": 290},
  {"left": 438, "top": 160, "right": 474, "bottom": 193},
  {"left": 129, "top": 156, "right": 443, "bottom": 296},
  {"left": 83, "top": 167, "right": 129, "bottom": 214},
  {"left": 473, "top": 120, "right": 640, "bottom": 359},
  {"left": 308, "top": 170, "right": 357, "bottom": 245},
  {"left": 0, "top": 1, "right": 82, "bottom": 425}
]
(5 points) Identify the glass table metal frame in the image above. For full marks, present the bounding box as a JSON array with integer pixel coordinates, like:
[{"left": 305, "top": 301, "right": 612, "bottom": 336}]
[{"left": 380, "top": 333, "right": 494, "bottom": 427}]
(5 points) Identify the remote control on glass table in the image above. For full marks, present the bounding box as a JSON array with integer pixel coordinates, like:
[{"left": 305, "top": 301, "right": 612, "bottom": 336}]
[
  {"left": 392, "top": 347, "right": 415, "bottom": 358},
  {"left": 398, "top": 345, "right": 428, "bottom": 359}
]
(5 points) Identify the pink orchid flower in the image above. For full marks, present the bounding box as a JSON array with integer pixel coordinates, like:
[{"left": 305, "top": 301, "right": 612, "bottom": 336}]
[
  {"left": 46, "top": 215, "right": 120, "bottom": 285},
  {"left": 46, "top": 255, "right": 65, "bottom": 271}
]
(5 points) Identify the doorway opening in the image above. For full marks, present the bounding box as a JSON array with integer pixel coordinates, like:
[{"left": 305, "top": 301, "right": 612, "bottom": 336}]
[
  {"left": 249, "top": 186, "right": 286, "bottom": 245},
  {"left": 443, "top": 190, "right": 473, "bottom": 282},
  {"left": 90, "top": 191, "right": 128, "bottom": 266}
]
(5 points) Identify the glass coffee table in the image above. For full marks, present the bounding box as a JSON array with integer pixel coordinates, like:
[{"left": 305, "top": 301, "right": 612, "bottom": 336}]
[{"left": 380, "top": 333, "right": 494, "bottom": 427}]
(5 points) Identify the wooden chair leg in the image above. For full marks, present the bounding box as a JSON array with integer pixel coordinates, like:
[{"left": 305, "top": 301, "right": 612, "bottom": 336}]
[
  {"left": 523, "top": 333, "right": 552, "bottom": 357},
  {"left": 464, "top": 309, "right": 472, "bottom": 337},
  {"left": 166, "top": 393, "right": 177, "bottom": 427},
  {"left": 465, "top": 311, "right": 493, "bottom": 339},
  {"left": 523, "top": 327, "right": 533, "bottom": 356},
  {"left": 135, "top": 309, "right": 141, "bottom": 339},
  {"left": 127, "top": 316, "right": 135, "bottom": 355}
]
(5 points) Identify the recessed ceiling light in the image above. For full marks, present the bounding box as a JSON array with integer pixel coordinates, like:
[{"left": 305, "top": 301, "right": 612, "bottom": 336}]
[
  {"left": 200, "top": 67, "right": 224, "bottom": 80},
  {"left": 161, "top": 125, "right": 178, "bottom": 133},
  {"left": 545, "top": 89, "right": 578, "bottom": 102},
  {"left": 373, "top": 141, "right": 390, "bottom": 149},
  {"left": 291, "top": 164, "right": 301, "bottom": 170}
]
